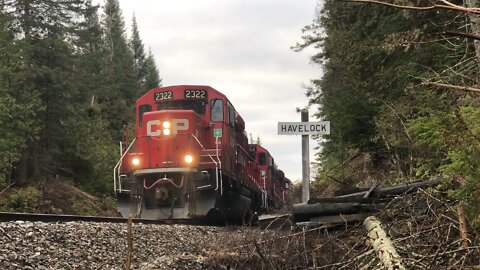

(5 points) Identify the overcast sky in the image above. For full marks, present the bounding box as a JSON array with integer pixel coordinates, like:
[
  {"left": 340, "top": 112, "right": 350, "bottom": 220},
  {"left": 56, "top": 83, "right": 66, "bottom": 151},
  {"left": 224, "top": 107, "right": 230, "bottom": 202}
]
[{"left": 96, "top": 0, "right": 322, "bottom": 181}]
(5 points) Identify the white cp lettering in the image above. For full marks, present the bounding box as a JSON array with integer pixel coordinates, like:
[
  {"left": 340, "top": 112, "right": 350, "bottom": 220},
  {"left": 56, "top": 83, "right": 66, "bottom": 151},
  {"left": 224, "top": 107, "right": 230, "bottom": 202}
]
[
  {"left": 172, "top": 119, "right": 189, "bottom": 134},
  {"left": 146, "top": 119, "right": 190, "bottom": 136}
]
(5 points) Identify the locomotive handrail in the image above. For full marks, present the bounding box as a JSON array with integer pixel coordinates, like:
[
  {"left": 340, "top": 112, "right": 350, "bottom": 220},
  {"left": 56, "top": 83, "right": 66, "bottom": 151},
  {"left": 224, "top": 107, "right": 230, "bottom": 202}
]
[
  {"left": 215, "top": 136, "right": 223, "bottom": 195},
  {"left": 113, "top": 138, "right": 136, "bottom": 192},
  {"left": 237, "top": 144, "right": 255, "bottom": 162},
  {"left": 191, "top": 134, "right": 222, "bottom": 195}
]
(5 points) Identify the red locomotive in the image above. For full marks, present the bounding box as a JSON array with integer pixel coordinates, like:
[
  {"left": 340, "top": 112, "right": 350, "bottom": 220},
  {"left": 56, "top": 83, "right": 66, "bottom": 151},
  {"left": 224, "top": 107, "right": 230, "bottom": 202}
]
[{"left": 114, "top": 85, "right": 291, "bottom": 220}]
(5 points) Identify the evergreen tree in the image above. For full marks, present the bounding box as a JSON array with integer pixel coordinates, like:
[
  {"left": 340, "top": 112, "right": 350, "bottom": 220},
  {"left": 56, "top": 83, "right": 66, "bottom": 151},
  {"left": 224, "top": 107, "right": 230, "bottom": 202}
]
[
  {"left": 101, "top": 0, "right": 138, "bottom": 138},
  {"left": 130, "top": 14, "right": 147, "bottom": 93},
  {"left": 144, "top": 49, "right": 161, "bottom": 91},
  {"left": 1, "top": 0, "right": 90, "bottom": 184},
  {"left": 129, "top": 16, "right": 161, "bottom": 93},
  {"left": 0, "top": 11, "right": 36, "bottom": 186},
  {"left": 296, "top": 1, "right": 465, "bottom": 187},
  {"left": 0, "top": 0, "right": 161, "bottom": 193},
  {"left": 63, "top": 0, "right": 119, "bottom": 193}
]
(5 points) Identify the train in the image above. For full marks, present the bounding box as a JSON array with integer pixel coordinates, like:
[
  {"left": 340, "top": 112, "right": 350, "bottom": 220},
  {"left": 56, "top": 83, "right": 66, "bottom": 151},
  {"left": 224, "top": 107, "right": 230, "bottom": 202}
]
[{"left": 113, "top": 85, "right": 291, "bottom": 221}]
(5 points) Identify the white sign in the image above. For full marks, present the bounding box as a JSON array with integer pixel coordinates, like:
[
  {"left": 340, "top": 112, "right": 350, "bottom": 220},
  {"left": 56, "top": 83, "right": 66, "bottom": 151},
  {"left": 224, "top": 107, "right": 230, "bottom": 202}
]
[{"left": 278, "top": 121, "right": 330, "bottom": 135}]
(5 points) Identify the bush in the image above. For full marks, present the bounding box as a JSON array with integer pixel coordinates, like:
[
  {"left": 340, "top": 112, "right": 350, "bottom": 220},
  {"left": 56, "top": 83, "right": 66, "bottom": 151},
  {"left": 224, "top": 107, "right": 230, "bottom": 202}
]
[{"left": 1, "top": 186, "right": 41, "bottom": 212}]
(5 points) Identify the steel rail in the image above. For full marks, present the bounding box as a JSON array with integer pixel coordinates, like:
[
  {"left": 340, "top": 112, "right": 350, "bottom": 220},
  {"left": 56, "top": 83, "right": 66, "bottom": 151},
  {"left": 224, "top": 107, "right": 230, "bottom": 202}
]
[{"left": 0, "top": 212, "right": 211, "bottom": 225}]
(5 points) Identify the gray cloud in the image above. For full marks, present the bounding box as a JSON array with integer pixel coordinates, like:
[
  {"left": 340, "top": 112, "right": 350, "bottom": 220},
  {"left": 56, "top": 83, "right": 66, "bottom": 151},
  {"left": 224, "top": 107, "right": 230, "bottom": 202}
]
[{"left": 96, "top": 0, "right": 322, "bottom": 181}]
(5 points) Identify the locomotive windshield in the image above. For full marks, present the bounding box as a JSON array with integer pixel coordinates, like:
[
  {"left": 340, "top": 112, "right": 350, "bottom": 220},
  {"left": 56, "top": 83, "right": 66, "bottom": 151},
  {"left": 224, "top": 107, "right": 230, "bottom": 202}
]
[{"left": 157, "top": 100, "right": 206, "bottom": 115}]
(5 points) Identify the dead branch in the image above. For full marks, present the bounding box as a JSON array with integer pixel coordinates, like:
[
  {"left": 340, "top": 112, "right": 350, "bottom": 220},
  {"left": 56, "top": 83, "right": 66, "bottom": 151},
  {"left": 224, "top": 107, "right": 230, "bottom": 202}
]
[
  {"left": 254, "top": 241, "right": 278, "bottom": 270},
  {"left": 0, "top": 182, "right": 15, "bottom": 195},
  {"left": 443, "top": 31, "right": 480, "bottom": 41},
  {"left": 424, "top": 81, "right": 480, "bottom": 93},
  {"left": 346, "top": 0, "right": 480, "bottom": 14},
  {"left": 207, "top": 190, "right": 480, "bottom": 269}
]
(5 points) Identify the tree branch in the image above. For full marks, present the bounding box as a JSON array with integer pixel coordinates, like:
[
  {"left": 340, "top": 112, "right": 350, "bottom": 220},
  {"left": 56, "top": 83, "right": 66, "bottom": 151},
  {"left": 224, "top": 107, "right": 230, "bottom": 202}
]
[
  {"left": 424, "top": 82, "right": 480, "bottom": 93},
  {"left": 346, "top": 0, "right": 480, "bottom": 15},
  {"left": 442, "top": 31, "right": 480, "bottom": 41}
]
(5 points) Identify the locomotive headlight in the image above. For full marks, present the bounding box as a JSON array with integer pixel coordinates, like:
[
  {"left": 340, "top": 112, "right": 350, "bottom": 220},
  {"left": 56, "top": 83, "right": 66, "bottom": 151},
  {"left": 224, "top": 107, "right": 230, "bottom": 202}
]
[
  {"left": 132, "top": 157, "right": 140, "bottom": 166},
  {"left": 163, "top": 128, "right": 171, "bottom": 135},
  {"left": 184, "top": 155, "right": 193, "bottom": 164},
  {"left": 162, "top": 121, "right": 171, "bottom": 129}
]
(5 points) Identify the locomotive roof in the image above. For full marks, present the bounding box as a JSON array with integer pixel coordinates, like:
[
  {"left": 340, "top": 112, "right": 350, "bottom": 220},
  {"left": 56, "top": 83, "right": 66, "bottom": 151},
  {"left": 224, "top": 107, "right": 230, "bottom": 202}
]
[{"left": 138, "top": 85, "right": 227, "bottom": 104}]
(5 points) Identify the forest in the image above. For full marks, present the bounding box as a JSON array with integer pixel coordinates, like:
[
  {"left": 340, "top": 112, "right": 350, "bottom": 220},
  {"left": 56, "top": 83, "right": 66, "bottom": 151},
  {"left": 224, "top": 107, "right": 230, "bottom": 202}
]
[
  {"left": 0, "top": 0, "right": 161, "bottom": 195},
  {"left": 295, "top": 0, "right": 480, "bottom": 225},
  {"left": 1, "top": 0, "right": 479, "bottom": 226}
]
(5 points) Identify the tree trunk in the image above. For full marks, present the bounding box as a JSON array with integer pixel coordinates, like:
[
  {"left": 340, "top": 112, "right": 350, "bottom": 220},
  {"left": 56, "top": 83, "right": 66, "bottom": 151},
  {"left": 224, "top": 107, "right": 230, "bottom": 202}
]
[
  {"left": 364, "top": 216, "right": 405, "bottom": 270},
  {"left": 14, "top": 150, "right": 30, "bottom": 185}
]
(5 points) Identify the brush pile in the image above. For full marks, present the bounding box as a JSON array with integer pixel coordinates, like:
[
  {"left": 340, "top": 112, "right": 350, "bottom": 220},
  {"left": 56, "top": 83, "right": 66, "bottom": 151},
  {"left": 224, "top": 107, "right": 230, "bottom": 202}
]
[{"left": 209, "top": 185, "right": 480, "bottom": 269}]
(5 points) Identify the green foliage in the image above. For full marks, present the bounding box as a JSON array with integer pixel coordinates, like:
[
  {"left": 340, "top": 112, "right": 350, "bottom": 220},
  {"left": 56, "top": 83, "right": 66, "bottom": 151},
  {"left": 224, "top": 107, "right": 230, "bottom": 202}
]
[
  {"left": 406, "top": 102, "right": 480, "bottom": 220},
  {"left": 71, "top": 201, "right": 98, "bottom": 216},
  {"left": 1, "top": 187, "right": 41, "bottom": 212},
  {"left": 144, "top": 49, "right": 162, "bottom": 91},
  {"left": 0, "top": 0, "right": 161, "bottom": 196},
  {"left": 298, "top": 0, "right": 480, "bottom": 220}
]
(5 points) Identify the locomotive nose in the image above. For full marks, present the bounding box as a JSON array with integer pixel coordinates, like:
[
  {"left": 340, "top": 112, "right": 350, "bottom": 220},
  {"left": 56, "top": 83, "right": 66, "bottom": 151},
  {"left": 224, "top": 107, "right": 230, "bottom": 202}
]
[{"left": 140, "top": 110, "right": 206, "bottom": 169}]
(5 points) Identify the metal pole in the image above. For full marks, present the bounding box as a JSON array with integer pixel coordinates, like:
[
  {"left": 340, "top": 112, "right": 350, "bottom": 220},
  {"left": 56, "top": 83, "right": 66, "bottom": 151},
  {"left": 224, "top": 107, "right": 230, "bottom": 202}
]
[{"left": 301, "top": 109, "right": 310, "bottom": 203}]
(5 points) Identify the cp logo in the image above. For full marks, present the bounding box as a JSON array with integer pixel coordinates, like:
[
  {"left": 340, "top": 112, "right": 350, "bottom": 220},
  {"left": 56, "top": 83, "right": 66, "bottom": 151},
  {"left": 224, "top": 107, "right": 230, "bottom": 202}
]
[{"left": 146, "top": 119, "right": 189, "bottom": 136}]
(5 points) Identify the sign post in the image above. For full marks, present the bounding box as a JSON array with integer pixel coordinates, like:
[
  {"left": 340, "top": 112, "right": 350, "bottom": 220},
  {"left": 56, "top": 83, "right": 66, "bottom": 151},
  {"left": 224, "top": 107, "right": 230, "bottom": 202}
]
[
  {"left": 301, "top": 109, "right": 310, "bottom": 204},
  {"left": 278, "top": 111, "right": 330, "bottom": 203}
]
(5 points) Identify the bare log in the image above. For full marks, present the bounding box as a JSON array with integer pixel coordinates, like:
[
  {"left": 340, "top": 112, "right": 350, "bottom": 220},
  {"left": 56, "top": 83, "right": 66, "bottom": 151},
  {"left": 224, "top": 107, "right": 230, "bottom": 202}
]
[
  {"left": 310, "top": 213, "right": 370, "bottom": 225},
  {"left": 308, "top": 197, "right": 383, "bottom": 204},
  {"left": 334, "top": 178, "right": 441, "bottom": 199},
  {"left": 457, "top": 204, "right": 470, "bottom": 248},
  {"left": 424, "top": 82, "right": 480, "bottom": 94},
  {"left": 364, "top": 216, "right": 405, "bottom": 270},
  {"left": 293, "top": 202, "right": 377, "bottom": 219}
]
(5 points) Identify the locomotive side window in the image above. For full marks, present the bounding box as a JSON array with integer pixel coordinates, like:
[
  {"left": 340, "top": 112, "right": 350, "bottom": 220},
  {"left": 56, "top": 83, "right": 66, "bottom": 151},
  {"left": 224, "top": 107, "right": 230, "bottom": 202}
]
[
  {"left": 138, "top": 104, "right": 152, "bottom": 127},
  {"left": 258, "top": 152, "right": 267, "bottom": 166},
  {"left": 210, "top": 99, "right": 224, "bottom": 122}
]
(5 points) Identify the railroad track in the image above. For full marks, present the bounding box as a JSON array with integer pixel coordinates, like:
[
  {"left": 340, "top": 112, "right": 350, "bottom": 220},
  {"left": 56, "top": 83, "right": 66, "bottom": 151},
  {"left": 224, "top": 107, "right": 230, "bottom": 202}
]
[{"left": 0, "top": 212, "right": 211, "bottom": 225}]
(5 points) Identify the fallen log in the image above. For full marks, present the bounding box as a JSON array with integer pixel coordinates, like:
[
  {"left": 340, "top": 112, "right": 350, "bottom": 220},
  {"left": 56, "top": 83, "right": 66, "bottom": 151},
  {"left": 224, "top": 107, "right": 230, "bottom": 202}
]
[
  {"left": 364, "top": 216, "right": 405, "bottom": 270},
  {"left": 295, "top": 213, "right": 371, "bottom": 227},
  {"left": 335, "top": 178, "right": 441, "bottom": 199},
  {"left": 307, "top": 196, "right": 388, "bottom": 204},
  {"left": 310, "top": 213, "right": 370, "bottom": 225},
  {"left": 293, "top": 202, "right": 376, "bottom": 221}
]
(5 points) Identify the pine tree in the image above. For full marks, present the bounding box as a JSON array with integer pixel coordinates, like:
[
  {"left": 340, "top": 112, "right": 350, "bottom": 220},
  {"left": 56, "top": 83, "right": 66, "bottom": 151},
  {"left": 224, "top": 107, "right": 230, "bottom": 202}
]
[
  {"left": 130, "top": 14, "right": 147, "bottom": 93},
  {"left": 1, "top": 0, "right": 90, "bottom": 184},
  {"left": 0, "top": 11, "right": 28, "bottom": 186},
  {"left": 102, "top": 0, "right": 138, "bottom": 100},
  {"left": 101, "top": 0, "right": 138, "bottom": 138},
  {"left": 129, "top": 16, "right": 162, "bottom": 94},
  {"left": 62, "top": 0, "right": 119, "bottom": 193},
  {"left": 144, "top": 49, "right": 161, "bottom": 91},
  {"left": 296, "top": 0, "right": 464, "bottom": 187}
]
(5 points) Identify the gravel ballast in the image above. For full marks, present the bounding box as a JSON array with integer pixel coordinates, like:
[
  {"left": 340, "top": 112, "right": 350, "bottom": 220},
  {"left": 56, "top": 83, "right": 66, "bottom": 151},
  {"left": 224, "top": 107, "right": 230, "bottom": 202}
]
[{"left": 0, "top": 221, "right": 235, "bottom": 269}]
